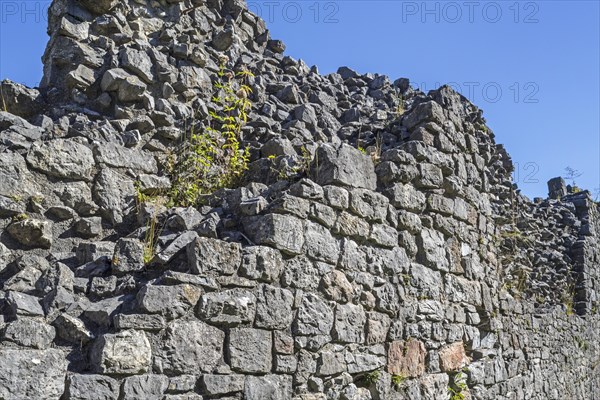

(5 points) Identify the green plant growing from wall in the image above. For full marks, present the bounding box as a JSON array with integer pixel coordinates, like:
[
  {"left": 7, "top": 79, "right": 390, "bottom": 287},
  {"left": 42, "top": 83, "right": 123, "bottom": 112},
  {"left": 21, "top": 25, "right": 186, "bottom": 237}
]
[
  {"left": 134, "top": 181, "right": 166, "bottom": 265},
  {"left": 448, "top": 370, "right": 469, "bottom": 400},
  {"left": 363, "top": 369, "right": 381, "bottom": 386},
  {"left": 169, "top": 56, "right": 252, "bottom": 207},
  {"left": 391, "top": 374, "right": 406, "bottom": 390},
  {"left": 392, "top": 90, "right": 405, "bottom": 116}
]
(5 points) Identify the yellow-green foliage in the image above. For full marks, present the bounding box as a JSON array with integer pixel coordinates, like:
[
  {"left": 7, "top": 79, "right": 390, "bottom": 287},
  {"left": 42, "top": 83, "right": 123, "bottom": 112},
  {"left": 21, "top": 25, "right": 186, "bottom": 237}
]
[
  {"left": 134, "top": 181, "right": 165, "bottom": 265},
  {"left": 169, "top": 57, "right": 252, "bottom": 207}
]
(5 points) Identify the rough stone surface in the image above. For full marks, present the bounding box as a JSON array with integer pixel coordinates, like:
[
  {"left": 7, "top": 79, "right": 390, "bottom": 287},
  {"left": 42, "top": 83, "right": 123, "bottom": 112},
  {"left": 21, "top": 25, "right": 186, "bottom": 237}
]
[
  {"left": 387, "top": 339, "right": 427, "bottom": 378},
  {"left": 229, "top": 327, "right": 272, "bottom": 373},
  {"left": 92, "top": 330, "right": 152, "bottom": 375},
  {"left": 0, "top": 1, "right": 598, "bottom": 399},
  {"left": 0, "top": 349, "right": 67, "bottom": 399},
  {"left": 27, "top": 139, "right": 94, "bottom": 181},
  {"left": 155, "top": 320, "right": 224, "bottom": 374},
  {"left": 312, "top": 144, "right": 377, "bottom": 190}
]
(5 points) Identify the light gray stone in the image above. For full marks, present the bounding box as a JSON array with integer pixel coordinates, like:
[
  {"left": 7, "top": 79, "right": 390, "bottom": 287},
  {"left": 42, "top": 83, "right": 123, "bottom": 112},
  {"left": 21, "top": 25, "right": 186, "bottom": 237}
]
[
  {"left": 27, "top": 139, "right": 94, "bottom": 181},
  {"left": 122, "top": 374, "right": 169, "bottom": 400},
  {"left": 229, "top": 327, "right": 272, "bottom": 373},
  {"left": 312, "top": 144, "right": 377, "bottom": 190},
  {"left": 120, "top": 48, "right": 154, "bottom": 83},
  {"left": 196, "top": 288, "right": 256, "bottom": 326},
  {"left": 243, "top": 214, "right": 305, "bottom": 255},
  {"left": 3, "top": 318, "right": 55, "bottom": 349},
  {"left": 92, "top": 330, "right": 152, "bottom": 375},
  {"left": 112, "top": 238, "right": 144, "bottom": 274},
  {"left": 155, "top": 320, "right": 224, "bottom": 374},
  {"left": 7, "top": 218, "right": 53, "bottom": 249},
  {"left": 186, "top": 236, "right": 241, "bottom": 275},
  {"left": 244, "top": 374, "right": 293, "bottom": 400},
  {"left": 240, "top": 246, "right": 284, "bottom": 283},
  {"left": 66, "top": 374, "right": 119, "bottom": 400},
  {"left": 201, "top": 374, "right": 245, "bottom": 395},
  {"left": 332, "top": 303, "right": 366, "bottom": 343},
  {"left": 255, "top": 284, "right": 294, "bottom": 329},
  {"left": 295, "top": 293, "right": 334, "bottom": 336},
  {"left": 94, "top": 143, "right": 157, "bottom": 174},
  {"left": 0, "top": 349, "right": 67, "bottom": 399},
  {"left": 137, "top": 284, "right": 202, "bottom": 320},
  {"left": 304, "top": 220, "right": 340, "bottom": 264}
]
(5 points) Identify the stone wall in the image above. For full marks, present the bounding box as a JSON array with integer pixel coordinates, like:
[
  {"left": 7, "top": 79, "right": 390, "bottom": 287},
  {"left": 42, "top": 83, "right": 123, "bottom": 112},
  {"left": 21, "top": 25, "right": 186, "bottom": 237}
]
[{"left": 0, "top": 0, "right": 599, "bottom": 399}]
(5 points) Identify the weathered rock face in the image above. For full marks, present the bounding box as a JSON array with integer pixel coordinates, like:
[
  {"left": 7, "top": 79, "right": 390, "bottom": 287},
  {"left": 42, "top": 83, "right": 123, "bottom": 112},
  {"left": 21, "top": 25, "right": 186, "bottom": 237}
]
[{"left": 0, "top": 0, "right": 599, "bottom": 399}]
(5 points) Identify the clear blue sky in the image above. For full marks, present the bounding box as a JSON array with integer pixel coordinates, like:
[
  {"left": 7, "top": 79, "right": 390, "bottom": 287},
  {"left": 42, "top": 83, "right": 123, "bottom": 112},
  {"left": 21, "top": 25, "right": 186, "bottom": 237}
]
[{"left": 1, "top": 0, "right": 598, "bottom": 199}]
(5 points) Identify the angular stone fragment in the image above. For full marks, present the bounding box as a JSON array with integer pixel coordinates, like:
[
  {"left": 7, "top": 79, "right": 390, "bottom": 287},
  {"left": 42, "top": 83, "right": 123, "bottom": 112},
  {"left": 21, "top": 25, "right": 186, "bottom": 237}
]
[
  {"left": 122, "top": 374, "right": 169, "bottom": 400},
  {"left": 27, "top": 139, "right": 94, "bottom": 181},
  {"left": 229, "top": 328, "right": 272, "bottom": 373},
  {"left": 0, "top": 349, "right": 67, "bottom": 399},
  {"left": 78, "top": 0, "right": 118, "bottom": 14},
  {"left": 332, "top": 303, "right": 366, "bottom": 343},
  {"left": 304, "top": 220, "right": 340, "bottom": 263},
  {"left": 244, "top": 375, "right": 293, "bottom": 400},
  {"left": 402, "top": 100, "right": 445, "bottom": 130},
  {"left": 112, "top": 238, "right": 144, "bottom": 274},
  {"left": 317, "top": 348, "right": 347, "bottom": 376},
  {"left": 417, "top": 229, "right": 449, "bottom": 272},
  {"left": 255, "top": 284, "right": 294, "bottom": 329},
  {"left": 387, "top": 339, "right": 426, "bottom": 377},
  {"left": 83, "top": 295, "right": 132, "bottom": 327},
  {"left": 73, "top": 217, "right": 103, "bottom": 238},
  {"left": 0, "top": 80, "right": 44, "bottom": 118},
  {"left": 420, "top": 373, "right": 450, "bottom": 399},
  {"left": 7, "top": 291, "right": 44, "bottom": 316},
  {"left": 321, "top": 270, "right": 354, "bottom": 303},
  {"left": 114, "top": 313, "right": 166, "bottom": 331},
  {"left": 369, "top": 223, "right": 398, "bottom": 248},
  {"left": 366, "top": 312, "right": 391, "bottom": 344},
  {"left": 92, "top": 330, "right": 152, "bottom": 375},
  {"left": 438, "top": 341, "right": 469, "bottom": 372},
  {"left": 295, "top": 293, "right": 334, "bottom": 336},
  {"left": 240, "top": 245, "right": 284, "bottom": 282},
  {"left": 384, "top": 183, "right": 426, "bottom": 212},
  {"left": 201, "top": 374, "right": 245, "bottom": 395},
  {"left": 349, "top": 189, "right": 389, "bottom": 222},
  {"left": 118, "top": 76, "right": 147, "bottom": 102},
  {"left": 101, "top": 68, "right": 129, "bottom": 92},
  {"left": 138, "top": 284, "right": 202, "bottom": 320},
  {"left": 196, "top": 288, "right": 256, "bottom": 326},
  {"left": 120, "top": 48, "right": 154, "bottom": 83},
  {"left": 0, "top": 153, "right": 34, "bottom": 197},
  {"left": 155, "top": 320, "right": 224, "bottom": 374},
  {"left": 66, "top": 64, "right": 96, "bottom": 90},
  {"left": 52, "top": 313, "right": 94, "bottom": 343},
  {"left": 94, "top": 142, "right": 157, "bottom": 173},
  {"left": 345, "top": 344, "right": 386, "bottom": 374},
  {"left": 66, "top": 374, "right": 120, "bottom": 400},
  {"left": 243, "top": 214, "right": 304, "bottom": 255},
  {"left": 154, "top": 231, "right": 198, "bottom": 265},
  {"left": 186, "top": 236, "right": 241, "bottom": 275},
  {"left": 3, "top": 318, "right": 55, "bottom": 349},
  {"left": 7, "top": 218, "right": 53, "bottom": 249},
  {"left": 312, "top": 144, "right": 376, "bottom": 190},
  {"left": 94, "top": 168, "right": 136, "bottom": 225}
]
